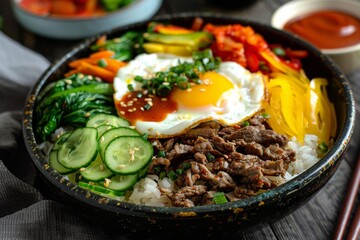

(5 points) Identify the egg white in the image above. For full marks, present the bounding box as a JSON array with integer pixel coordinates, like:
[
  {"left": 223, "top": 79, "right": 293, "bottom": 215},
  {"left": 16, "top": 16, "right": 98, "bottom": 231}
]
[{"left": 114, "top": 53, "right": 266, "bottom": 138}]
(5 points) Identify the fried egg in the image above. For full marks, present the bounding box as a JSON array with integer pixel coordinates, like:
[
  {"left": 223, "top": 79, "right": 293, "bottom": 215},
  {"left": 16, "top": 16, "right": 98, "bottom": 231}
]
[{"left": 113, "top": 53, "right": 266, "bottom": 138}]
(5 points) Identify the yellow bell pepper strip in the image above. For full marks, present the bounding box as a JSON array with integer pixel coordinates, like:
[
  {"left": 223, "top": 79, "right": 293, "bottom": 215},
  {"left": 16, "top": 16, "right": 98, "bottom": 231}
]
[
  {"left": 143, "top": 43, "right": 196, "bottom": 57},
  {"left": 143, "top": 32, "right": 213, "bottom": 49},
  {"left": 260, "top": 49, "right": 299, "bottom": 77},
  {"left": 264, "top": 72, "right": 336, "bottom": 145}
]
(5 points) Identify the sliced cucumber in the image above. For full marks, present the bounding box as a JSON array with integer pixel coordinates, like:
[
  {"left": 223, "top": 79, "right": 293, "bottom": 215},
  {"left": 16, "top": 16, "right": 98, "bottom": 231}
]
[
  {"left": 86, "top": 113, "right": 130, "bottom": 128},
  {"left": 103, "top": 174, "right": 138, "bottom": 191},
  {"left": 58, "top": 128, "right": 98, "bottom": 169},
  {"left": 52, "top": 132, "right": 72, "bottom": 151},
  {"left": 104, "top": 136, "right": 153, "bottom": 175},
  {"left": 49, "top": 150, "right": 75, "bottom": 174},
  {"left": 78, "top": 181, "right": 125, "bottom": 197},
  {"left": 96, "top": 124, "right": 115, "bottom": 139},
  {"left": 99, "top": 127, "right": 140, "bottom": 159},
  {"left": 80, "top": 154, "right": 113, "bottom": 182}
]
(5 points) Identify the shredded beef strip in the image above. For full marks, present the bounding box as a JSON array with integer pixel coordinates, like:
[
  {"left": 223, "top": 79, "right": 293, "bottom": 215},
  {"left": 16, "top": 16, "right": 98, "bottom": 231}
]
[{"left": 148, "top": 114, "right": 297, "bottom": 207}]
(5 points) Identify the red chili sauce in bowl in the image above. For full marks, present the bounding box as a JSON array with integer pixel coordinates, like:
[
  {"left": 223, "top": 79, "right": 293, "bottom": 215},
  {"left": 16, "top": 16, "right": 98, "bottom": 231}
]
[{"left": 284, "top": 10, "right": 360, "bottom": 49}]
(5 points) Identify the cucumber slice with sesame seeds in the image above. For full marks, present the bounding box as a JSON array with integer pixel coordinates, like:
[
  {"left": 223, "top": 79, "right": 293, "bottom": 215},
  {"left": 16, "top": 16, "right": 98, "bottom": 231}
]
[
  {"left": 78, "top": 181, "right": 125, "bottom": 197},
  {"left": 101, "top": 174, "right": 138, "bottom": 191},
  {"left": 49, "top": 150, "right": 75, "bottom": 174},
  {"left": 99, "top": 127, "right": 140, "bottom": 159},
  {"left": 86, "top": 113, "right": 130, "bottom": 128},
  {"left": 80, "top": 154, "right": 113, "bottom": 182},
  {"left": 96, "top": 124, "right": 115, "bottom": 139},
  {"left": 57, "top": 128, "right": 98, "bottom": 169},
  {"left": 51, "top": 132, "right": 72, "bottom": 151},
  {"left": 104, "top": 136, "right": 153, "bottom": 175}
]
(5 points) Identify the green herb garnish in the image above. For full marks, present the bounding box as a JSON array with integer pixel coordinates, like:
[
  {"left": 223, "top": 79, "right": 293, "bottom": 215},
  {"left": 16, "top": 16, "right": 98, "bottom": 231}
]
[
  {"left": 167, "top": 171, "right": 178, "bottom": 181},
  {"left": 242, "top": 121, "right": 250, "bottom": 127},
  {"left": 213, "top": 192, "right": 228, "bottom": 204},
  {"left": 317, "top": 142, "right": 328, "bottom": 154},
  {"left": 158, "top": 150, "right": 166, "bottom": 158},
  {"left": 97, "top": 58, "right": 107, "bottom": 68},
  {"left": 134, "top": 49, "right": 221, "bottom": 97},
  {"left": 206, "top": 152, "right": 215, "bottom": 161},
  {"left": 272, "top": 47, "right": 286, "bottom": 57}
]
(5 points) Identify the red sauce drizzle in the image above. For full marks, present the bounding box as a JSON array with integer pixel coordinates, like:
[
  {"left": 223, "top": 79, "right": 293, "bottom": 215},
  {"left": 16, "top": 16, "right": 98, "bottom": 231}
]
[
  {"left": 115, "top": 91, "right": 178, "bottom": 125},
  {"left": 284, "top": 10, "right": 360, "bottom": 49}
]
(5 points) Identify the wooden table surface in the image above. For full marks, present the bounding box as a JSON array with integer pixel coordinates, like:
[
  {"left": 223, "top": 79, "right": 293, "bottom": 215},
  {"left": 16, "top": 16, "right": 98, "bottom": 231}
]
[{"left": 1, "top": 0, "right": 359, "bottom": 239}]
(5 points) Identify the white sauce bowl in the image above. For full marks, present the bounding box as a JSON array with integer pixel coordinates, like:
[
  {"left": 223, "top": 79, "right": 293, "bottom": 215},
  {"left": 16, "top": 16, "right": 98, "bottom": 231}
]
[{"left": 271, "top": 0, "right": 360, "bottom": 74}]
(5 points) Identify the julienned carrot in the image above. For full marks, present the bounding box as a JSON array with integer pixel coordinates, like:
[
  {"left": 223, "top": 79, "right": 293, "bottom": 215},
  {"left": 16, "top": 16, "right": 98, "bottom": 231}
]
[
  {"left": 96, "top": 35, "right": 107, "bottom": 46},
  {"left": 68, "top": 57, "right": 126, "bottom": 73},
  {"left": 65, "top": 61, "right": 115, "bottom": 83},
  {"left": 89, "top": 50, "right": 115, "bottom": 59},
  {"left": 102, "top": 58, "right": 127, "bottom": 73}
]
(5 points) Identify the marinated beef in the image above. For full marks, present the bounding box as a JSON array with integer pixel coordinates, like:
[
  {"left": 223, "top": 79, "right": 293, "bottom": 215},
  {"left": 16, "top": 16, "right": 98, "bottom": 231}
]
[{"left": 149, "top": 114, "right": 296, "bottom": 207}]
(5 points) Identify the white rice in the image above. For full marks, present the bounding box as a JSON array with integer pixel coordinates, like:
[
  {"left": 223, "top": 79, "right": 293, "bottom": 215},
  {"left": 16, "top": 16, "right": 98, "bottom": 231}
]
[
  {"left": 286, "top": 134, "right": 320, "bottom": 178},
  {"left": 128, "top": 134, "right": 321, "bottom": 205}
]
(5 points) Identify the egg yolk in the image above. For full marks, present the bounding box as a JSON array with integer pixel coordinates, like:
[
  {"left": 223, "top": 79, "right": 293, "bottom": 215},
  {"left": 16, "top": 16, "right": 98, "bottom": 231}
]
[{"left": 170, "top": 71, "right": 234, "bottom": 108}]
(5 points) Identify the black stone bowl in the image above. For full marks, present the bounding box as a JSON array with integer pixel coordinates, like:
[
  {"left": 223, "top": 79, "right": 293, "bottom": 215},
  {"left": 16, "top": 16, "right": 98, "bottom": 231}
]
[{"left": 22, "top": 13, "right": 356, "bottom": 238}]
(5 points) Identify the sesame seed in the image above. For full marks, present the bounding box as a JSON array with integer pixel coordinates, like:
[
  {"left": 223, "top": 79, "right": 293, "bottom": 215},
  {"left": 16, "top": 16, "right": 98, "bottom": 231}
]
[
  {"left": 128, "top": 109, "right": 134, "bottom": 113},
  {"left": 161, "top": 98, "right": 167, "bottom": 101},
  {"left": 129, "top": 126, "right": 136, "bottom": 129},
  {"left": 144, "top": 98, "right": 152, "bottom": 102},
  {"left": 200, "top": 88, "right": 206, "bottom": 92},
  {"left": 118, "top": 164, "right": 126, "bottom": 168},
  {"left": 134, "top": 147, "right": 139, "bottom": 151},
  {"left": 84, "top": 112, "right": 91, "bottom": 117},
  {"left": 163, "top": 82, "right": 170, "bottom": 86},
  {"left": 79, "top": 167, "right": 86, "bottom": 172},
  {"left": 88, "top": 75, "right": 93, "bottom": 80},
  {"left": 99, "top": 164, "right": 104, "bottom": 171},
  {"left": 147, "top": 102, "right": 153, "bottom": 106},
  {"left": 190, "top": 82, "right": 196, "bottom": 86},
  {"left": 78, "top": 74, "right": 84, "bottom": 78},
  {"left": 120, "top": 111, "right": 125, "bottom": 115},
  {"left": 99, "top": 136, "right": 105, "bottom": 143},
  {"left": 148, "top": 94, "right": 154, "bottom": 98},
  {"left": 186, "top": 88, "right": 192, "bottom": 92},
  {"left": 103, "top": 178, "right": 111, "bottom": 188},
  {"left": 133, "top": 98, "right": 138, "bottom": 101},
  {"left": 140, "top": 107, "right": 144, "bottom": 111}
]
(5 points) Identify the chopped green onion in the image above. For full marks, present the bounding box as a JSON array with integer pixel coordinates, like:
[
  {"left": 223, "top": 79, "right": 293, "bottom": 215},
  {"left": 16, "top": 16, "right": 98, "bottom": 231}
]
[
  {"left": 206, "top": 152, "right": 215, "bottom": 161},
  {"left": 272, "top": 47, "right": 286, "bottom": 57},
  {"left": 262, "top": 113, "right": 270, "bottom": 118},
  {"left": 159, "top": 171, "right": 166, "bottom": 179},
  {"left": 242, "top": 121, "right": 250, "bottom": 127},
  {"left": 127, "top": 84, "right": 134, "bottom": 92},
  {"left": 153, "top": 165, "right": 162, "bottom": 174},
  {"left": 213, "top": 192, "right": 228, "bottom": 204},
  {"left": 167, "top": 171, "right": 178, "bottom": 181},
  {"left": 176, "top": 168, "right": 183, "bottom": 175},
  {"left": 182, "top": 162, "right": 191, "bottom": 170},
  {"left": 97, "top": 58, "right": 108, "bottom": 68},
  {"left": 143, "top": 103, "right": 151, "bottom": 111},
  {"left": 317, "top": 142, "right": 328, "bottom": 153},
  {"left": 158, "top": 150, "right": 166, "bottom": 158},
  {"left": 136, "top": 92, "right": 143, "bottom": 98},
  {"left": 133, "top": 49, "right": 221, "bottom": 97}
]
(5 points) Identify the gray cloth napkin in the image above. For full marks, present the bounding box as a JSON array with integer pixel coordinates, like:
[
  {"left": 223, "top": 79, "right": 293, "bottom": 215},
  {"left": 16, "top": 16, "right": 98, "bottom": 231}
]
[{"left": 0, "top": 29, "right": 360, "bottom": 240}]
